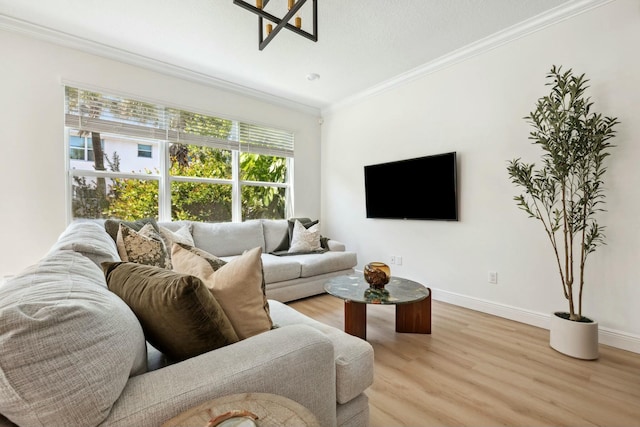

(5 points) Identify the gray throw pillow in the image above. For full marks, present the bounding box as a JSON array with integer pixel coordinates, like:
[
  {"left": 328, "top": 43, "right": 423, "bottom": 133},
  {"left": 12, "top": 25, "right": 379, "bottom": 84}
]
[{"left": 0, "top": 250, "right": 147, "bottom": 427}]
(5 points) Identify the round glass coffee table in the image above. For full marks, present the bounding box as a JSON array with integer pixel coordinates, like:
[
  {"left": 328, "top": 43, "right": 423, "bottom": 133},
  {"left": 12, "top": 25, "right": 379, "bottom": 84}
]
[{"left": 324, "top": 275, "right": 431, "bottom": 340}]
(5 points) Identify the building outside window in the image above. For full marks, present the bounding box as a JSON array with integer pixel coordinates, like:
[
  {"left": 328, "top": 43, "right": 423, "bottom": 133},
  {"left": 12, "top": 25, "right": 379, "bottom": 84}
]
[
  {"left": 137, "top": 144, "right": 152, "bottom": 158},
  {"left": 69, "top": 135, "right": 102, "bottom": 161}
]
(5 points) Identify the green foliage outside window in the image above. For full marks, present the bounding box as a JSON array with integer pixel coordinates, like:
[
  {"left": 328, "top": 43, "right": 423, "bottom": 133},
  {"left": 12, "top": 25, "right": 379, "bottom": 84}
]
[
  {"left": 240, "top": 153, "right": 287, "bottom": 220},
  {"left": 71, "top": 141, "right": 288, "bottom": 222},
  {"left": 107, "top": 176, "right": 159, "bottom": 220}
]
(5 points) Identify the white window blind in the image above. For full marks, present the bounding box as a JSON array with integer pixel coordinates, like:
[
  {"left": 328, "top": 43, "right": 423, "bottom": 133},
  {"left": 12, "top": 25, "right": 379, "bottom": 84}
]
[{"left": 64, "top": 86, "right": 294, "bottom": 157}]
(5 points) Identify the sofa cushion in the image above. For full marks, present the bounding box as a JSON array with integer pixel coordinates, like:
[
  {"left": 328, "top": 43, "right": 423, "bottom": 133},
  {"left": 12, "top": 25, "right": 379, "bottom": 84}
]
[
  {"left": 47, "top": 220, "right": 121, "bottom": 267},
  {"left": 116, "top": 223, "right": 171, "bottom": 269},
  {"left": 260, "top": 254, "right": 302, "bottom": 283},
  {"left": 173, "top": 246, "right": 273, "bottom": 340},
  {"left": 191, "top": 220, "right": 265, "bottom": 257},
  {"left": 292, "top": 251, "right": 358, "bottom": 277},
  {"left": 0, "top": 250, "right": 147, "bottom": 427},
  {"left": 261, "top": 219, "right": 289, "bottom": 253},
  {"left": 102, "top": 261, "right": 239, "bottom": 362},
  {"left": 268, "top": 300, "right": 374, "bottom": 404}
]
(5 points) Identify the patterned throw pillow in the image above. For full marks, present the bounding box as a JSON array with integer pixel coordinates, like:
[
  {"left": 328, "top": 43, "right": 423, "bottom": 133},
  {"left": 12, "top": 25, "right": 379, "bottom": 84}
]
[
  {"left": 288, "top": 219, "right": 322, "bottom": 253},
  {"left": 116, "top": 223, "right": 171, "bottom": 269},
  {"left": 104, "top": 217, "right": 159, "bottom": 243}
]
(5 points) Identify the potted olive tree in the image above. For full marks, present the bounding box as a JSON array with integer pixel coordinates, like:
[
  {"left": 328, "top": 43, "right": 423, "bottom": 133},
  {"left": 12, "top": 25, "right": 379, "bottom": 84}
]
[{"left": 507, "top": 65, "right": 619, "bottom": 360}]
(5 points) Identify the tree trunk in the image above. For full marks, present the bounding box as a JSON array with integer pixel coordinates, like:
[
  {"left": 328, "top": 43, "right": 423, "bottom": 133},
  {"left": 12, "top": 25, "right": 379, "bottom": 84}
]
[{"left": 92, "top": 131, "right": 107, "bottom": 213}]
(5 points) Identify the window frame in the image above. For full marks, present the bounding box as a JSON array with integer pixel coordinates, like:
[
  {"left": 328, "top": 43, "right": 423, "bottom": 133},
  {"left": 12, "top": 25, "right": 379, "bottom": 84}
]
[{"left": 64, "top": 85, "right": 294, "bottom": 223}]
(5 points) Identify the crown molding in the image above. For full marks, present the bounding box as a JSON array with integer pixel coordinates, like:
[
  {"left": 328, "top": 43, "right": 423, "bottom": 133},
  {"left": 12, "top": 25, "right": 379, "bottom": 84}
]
[
  {"left": 0, "top": 14, "right": 321, "bottom": 116},
  {"left": 322, "top": 0, "right": 614, "bottom": 116},
  {"left": 0, "top": 0, "right": 612, "bottom": 118}
]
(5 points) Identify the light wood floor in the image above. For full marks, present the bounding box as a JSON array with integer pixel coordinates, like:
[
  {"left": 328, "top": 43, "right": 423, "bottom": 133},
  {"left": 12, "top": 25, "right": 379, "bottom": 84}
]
[{"left": 288, "top": 294, "right": 640, "bottom": 427}]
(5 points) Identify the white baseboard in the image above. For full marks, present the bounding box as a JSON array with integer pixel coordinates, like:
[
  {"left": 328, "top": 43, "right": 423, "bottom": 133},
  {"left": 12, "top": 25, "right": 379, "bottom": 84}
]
[{"left": 432, "top": 288, "right": 640, "bottom": 355}]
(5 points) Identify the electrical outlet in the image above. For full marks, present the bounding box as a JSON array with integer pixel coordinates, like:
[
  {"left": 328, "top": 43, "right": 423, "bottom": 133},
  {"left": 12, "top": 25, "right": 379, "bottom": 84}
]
[
  {"left": 396, "top": 256, "right": 402, "bottom": 265},
  {"left": 390, "top": 255, "right": 396, "bottom": 265},
  {"left": 488, "top": 271, "right": 498, "bottom": 284}
]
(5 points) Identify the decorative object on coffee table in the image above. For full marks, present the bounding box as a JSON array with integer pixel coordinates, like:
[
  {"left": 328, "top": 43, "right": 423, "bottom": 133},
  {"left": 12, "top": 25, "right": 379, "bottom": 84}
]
[
  {"left": 363, "top": 261, "right": 391, "bottom": 302},
  {"left": 162, "top": 392, "right": 319, "bottom": 427},
  {"left": 363, "top": 286, "right": 389, "bottom": 303},
  {"left": 363, "top": 262, "right": 390, "bottom": 289}
]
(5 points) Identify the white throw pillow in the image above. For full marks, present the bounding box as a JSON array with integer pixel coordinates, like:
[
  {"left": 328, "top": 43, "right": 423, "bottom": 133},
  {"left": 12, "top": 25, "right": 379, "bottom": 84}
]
[
  {"left": 159, "top": 224, "right": 195, "bottom": 248},
  {"left": 288, "top": 219, "right": 322, "bottom": 253}
]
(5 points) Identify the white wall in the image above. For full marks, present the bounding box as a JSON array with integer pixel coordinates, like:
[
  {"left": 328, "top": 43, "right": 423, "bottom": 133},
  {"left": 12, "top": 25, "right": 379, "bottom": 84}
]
[
  {"left": 0, "top": 30, "right": 321, "bottom": 277},
  {"left": 321, "top": 0, "right": 640, "bottom": 350}
]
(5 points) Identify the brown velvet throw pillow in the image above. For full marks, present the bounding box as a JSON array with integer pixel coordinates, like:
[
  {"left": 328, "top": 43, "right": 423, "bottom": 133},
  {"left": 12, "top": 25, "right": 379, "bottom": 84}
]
[{"left": 102, "top": 261, "right": 239, "bottom": 362}]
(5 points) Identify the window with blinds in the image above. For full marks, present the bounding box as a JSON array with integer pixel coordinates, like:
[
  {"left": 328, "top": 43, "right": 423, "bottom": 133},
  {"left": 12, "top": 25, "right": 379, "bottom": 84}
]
[
  {"left": 64, "top": 85, "right": 293, "bottom": 223},
  {"left": 64, "top": 87, "right": 294, "bottom": 157}
]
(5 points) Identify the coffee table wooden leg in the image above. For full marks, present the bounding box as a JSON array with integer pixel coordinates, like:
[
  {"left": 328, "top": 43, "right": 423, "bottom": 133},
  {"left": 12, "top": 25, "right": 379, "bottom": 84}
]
[
  {"left": 396, "top": 289, "right": 431, "bottom": 334},
  {"left": 344, "top": 300, "right": 367, "bottom": 340}
]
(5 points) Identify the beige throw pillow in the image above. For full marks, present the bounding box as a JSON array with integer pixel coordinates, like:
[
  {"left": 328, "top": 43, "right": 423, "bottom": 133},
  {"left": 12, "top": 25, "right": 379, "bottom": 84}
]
[
  {"left": 171, "top": 243, "right": 227, "bottom": 273},
  {"left": 116, "top": 223, "right": 171, "bottom": 269},
  {"left": 288, "top": 219, "right": 322, "bottom": 253},
  {"left": 172, "top": 245, "right": 272, "bottom": 340}
]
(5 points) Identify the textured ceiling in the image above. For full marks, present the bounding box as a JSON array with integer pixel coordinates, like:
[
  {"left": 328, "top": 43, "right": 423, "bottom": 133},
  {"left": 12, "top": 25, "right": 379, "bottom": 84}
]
[{"left": 0, "top": 0, "right": 584, "bottom": 111}]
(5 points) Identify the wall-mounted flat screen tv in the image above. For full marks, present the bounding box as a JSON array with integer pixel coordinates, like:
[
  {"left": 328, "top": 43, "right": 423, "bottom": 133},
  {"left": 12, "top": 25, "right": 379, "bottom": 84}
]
[{"left": 364, "top": 151, "right": 458, "bottom": 221}]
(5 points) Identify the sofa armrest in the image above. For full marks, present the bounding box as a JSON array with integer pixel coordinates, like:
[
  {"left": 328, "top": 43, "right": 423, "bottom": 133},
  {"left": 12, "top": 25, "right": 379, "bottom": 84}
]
[
  {"left": 327, "top": 239, "right": 346, "bottom": 252},
  {"left": 101, "top": 325, "right": 337, "bottom": 427}
]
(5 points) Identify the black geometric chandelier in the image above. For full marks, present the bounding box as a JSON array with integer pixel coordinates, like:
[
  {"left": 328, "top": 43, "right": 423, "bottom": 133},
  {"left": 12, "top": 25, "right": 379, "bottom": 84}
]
[{"left": 233, "top": 0, "right": 318, "bottom": 50}]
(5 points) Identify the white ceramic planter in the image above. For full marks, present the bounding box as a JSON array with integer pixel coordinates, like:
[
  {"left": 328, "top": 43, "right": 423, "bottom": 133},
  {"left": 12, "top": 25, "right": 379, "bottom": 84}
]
[{"left": 549, "top": 312, "right": 599, "bottom": 360}]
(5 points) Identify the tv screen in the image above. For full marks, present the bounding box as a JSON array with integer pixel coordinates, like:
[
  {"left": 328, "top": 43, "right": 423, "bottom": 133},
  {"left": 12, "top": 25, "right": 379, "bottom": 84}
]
[{"left": 364, "top": 152, "right": 458, "bottom": 221}]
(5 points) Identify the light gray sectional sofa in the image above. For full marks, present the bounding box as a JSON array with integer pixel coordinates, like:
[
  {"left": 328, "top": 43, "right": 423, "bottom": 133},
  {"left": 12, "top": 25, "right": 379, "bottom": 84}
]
[
  {"left": 0, "top": 219, "right": 372, "bottom": 427},
  {"left": 159, "top": 218, "right": 358, "bottom": 302}
]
